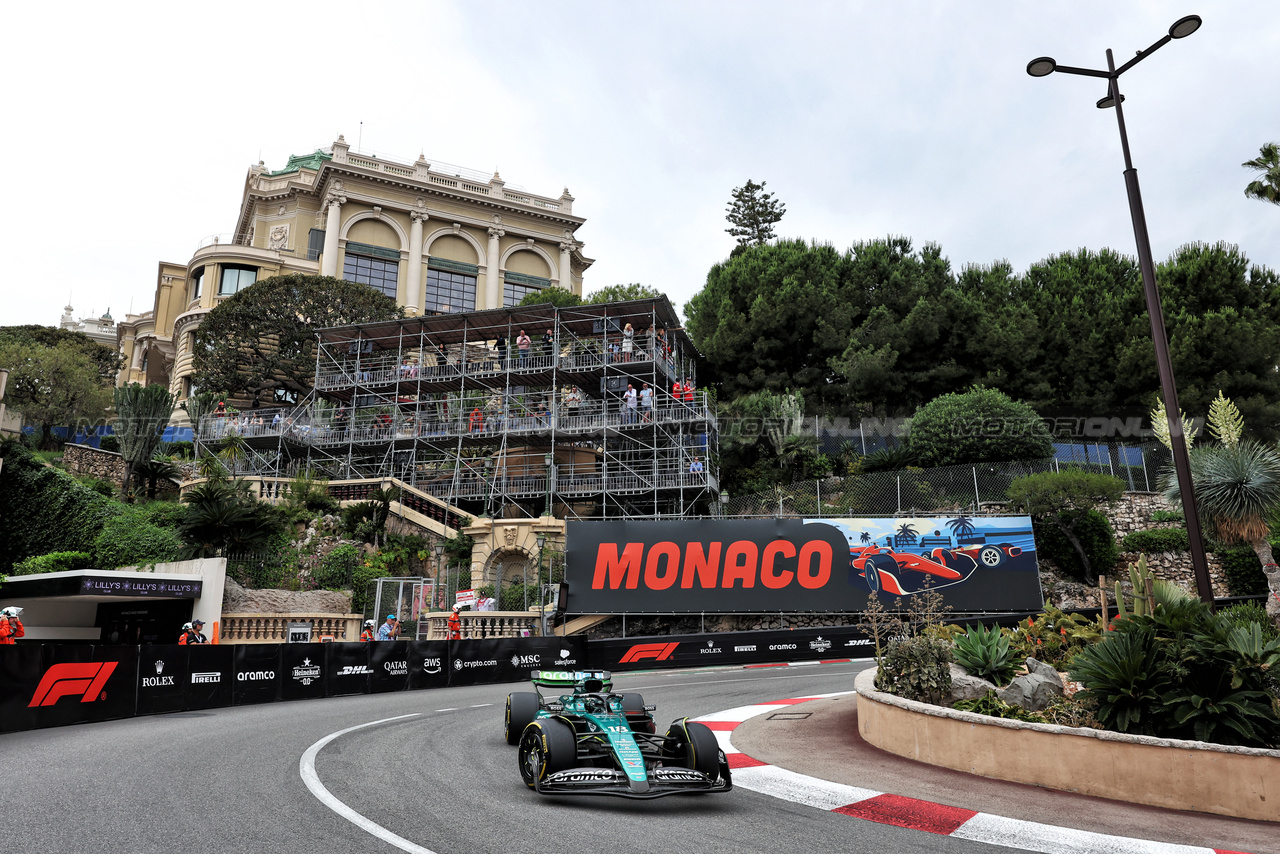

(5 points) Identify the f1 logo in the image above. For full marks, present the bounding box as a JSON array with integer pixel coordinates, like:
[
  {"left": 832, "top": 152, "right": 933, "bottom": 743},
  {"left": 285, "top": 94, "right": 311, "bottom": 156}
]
[
  {"left": 618, "top": 642, "right": 679, "bottom": 664},
  {"left": 28, "top": 663, "right": 118, "bottom": 707}
]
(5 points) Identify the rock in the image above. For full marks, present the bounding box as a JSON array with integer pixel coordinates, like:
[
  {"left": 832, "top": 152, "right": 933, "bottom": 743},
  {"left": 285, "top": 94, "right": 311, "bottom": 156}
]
[
  {"left": 222, "top": 577, "right": 352, "bottom": 614},
  {"left": 948, "top": 663, "right": 997, "bottom": 702},
  {"left": 1025, "top": 657, "right": 1063, "bottom": 684},
  {"left": 998, "top": 669, "right": 1064, "bottom": 712}
]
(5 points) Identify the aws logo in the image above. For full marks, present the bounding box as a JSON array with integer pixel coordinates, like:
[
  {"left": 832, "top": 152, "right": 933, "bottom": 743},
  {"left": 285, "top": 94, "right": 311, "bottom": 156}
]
[{"left": 28, "top": 662, "right": 119, "bottom": 707}]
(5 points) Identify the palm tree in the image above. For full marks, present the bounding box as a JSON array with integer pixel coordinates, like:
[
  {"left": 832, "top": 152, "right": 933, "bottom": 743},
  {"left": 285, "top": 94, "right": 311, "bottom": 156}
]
[
  {"left": 1242, "top": 142, "right": 1280, "bottom": 206},
  {"left": 134, "top": 452, "right": 181, "bottom": 500},
  {"left": 946, "top": 515, "right": 977, "bottom": 542},
  {"left": 860, "top": 531, "right": 872, "bottom": 545},
  {"left": 1159, "top": 394, "right": 1280, "bottom": 618},
  {"left": 114, "top": 383, "right": 176, "bottom": 500},
  {"left": 895, "top": 522, "right": 918, "bottom": 547}
]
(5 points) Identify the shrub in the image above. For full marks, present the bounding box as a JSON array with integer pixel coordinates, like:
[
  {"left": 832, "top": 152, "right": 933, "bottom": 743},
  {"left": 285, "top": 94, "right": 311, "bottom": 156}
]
[
  {"left": 98, "top": 436, "right": 120, "bottom": 453},
  {"left": 1068, "top": 626, "right": 1173, "bottom": 735},
  {"left": 0, "top": 440, "right": 117, "bottom": 572},
  {"left": 159, "top": 440, "right": 194, "bottom": 459},
  {"left": 908, "top": 386, "right": 1052, "bottom": 467},
  {"left": 1033, "top": 510, "right": 1118, "bottom": 583},
  {"left": 92, "top": 511, "right": 183, "bottom": 569},
  {"left": 1218, "top": 602, "right": 1279, "bottom": 641},
  {"left": 351, "top": 560, "right": 382, "bottom": 614},
  {"left": 137, "top": 500, "right": 188, "bottom": 530},
  {"left": 1150, "top": 509, "right": 1183, "bottom": 523},
  {"left": 313, "top": 544, "right": 360, "bottom": 590},
  {"left": 12, "top": 551, "right": 92, "bottom": 575},
  {"left": 952, "top": 623, "right": 1017, "bottom": 686},
  {"left": 874, "top": 635, "right": 952, "bottom": 704},
  {"left": 76, "top": 476, "right": 116, "bottom": 497},
  {"left": 953, "top": 690, "right": 1042, "bottom": 721},
  {"left": 1214, "top": 545, "right": 1268, "bottom": 596},
  {"left": 1121, "top": 528, "right": 1189, "bottom": 554}
]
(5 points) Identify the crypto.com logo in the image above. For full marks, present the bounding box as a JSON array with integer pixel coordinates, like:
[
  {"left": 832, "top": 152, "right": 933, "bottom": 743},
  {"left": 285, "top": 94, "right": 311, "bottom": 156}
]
[
  {"left": 618, "top": 642, "right": 679, "bottom": 664},
  {"left": 28, "top": 662, "right": 118, "bottom": 707}
]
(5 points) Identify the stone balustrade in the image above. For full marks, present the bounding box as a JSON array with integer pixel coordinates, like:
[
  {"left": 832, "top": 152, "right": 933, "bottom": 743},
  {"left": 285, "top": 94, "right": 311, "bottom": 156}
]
[
  {"left": 220, "top": 613, "right": 363, "bottom": 643},
  {"left": 420, "top": 611, "right": 541, "bottom": 640}
]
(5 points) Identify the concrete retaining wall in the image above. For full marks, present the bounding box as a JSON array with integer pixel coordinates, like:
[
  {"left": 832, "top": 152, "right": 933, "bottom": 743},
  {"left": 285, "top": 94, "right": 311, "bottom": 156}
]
[{"left": 854, "top": 669, "right": 1279, "bottom": 822}]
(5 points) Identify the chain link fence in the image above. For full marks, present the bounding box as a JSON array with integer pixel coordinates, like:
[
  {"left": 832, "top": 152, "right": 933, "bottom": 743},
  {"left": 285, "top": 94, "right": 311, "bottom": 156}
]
[{"left": 722, "top": 442, "right": 1173, "bottom": 518}]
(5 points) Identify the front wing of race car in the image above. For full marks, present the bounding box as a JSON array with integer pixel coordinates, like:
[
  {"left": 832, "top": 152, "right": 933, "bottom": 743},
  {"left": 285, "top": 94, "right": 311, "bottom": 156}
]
[{"left": 534, "top": 751, "right": 734, "bottom": 798}]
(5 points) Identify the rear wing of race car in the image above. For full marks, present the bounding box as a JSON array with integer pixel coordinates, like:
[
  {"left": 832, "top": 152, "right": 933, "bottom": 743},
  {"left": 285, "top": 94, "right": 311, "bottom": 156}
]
[{"left": 531, "top": 669, "right": 613, "bottom": 691}]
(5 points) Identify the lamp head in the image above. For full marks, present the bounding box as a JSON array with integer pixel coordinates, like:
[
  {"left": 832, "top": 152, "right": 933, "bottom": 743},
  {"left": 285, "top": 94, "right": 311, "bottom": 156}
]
[
  {"left": 1026, "top": 56, "right": 1057, "bottom": 77},
  {"left": 536, "top": 533, "right": 547, "bottom": 549},
  {"left": 1096, "top": 92, "right": 1126, "bottom": 109},
  {"left": 1169, "top": 15, "right": 1201, "bottom": 39}
]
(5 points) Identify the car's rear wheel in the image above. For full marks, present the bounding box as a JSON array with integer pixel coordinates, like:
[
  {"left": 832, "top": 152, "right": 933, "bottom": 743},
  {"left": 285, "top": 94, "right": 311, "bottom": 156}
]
[
  {"left": 505, "top": 692, "right": 539, "bottom": 745},
  {"left": 664, "top": 717, "right": 719, "bottom": 778},
  {"left": 518, "top": 718, "right": 577, "bottom": 789}
]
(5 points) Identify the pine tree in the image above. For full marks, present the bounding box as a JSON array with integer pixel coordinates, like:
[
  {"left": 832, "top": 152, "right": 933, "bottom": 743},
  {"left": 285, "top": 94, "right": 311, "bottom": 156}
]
[{"left": 725, "top": 180, "right": 786, "bottom": 247}]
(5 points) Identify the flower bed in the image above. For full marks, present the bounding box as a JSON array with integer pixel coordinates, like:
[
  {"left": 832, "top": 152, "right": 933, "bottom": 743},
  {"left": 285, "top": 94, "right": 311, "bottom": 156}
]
[{"left": 854, "top": 668, "right": 1280, "bottom": 822}]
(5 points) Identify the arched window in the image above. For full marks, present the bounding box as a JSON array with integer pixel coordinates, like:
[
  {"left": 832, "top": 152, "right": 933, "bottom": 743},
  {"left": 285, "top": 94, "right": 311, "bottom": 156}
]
[{"left": 343, "top": 241, "right": 399, "bottom": 298}]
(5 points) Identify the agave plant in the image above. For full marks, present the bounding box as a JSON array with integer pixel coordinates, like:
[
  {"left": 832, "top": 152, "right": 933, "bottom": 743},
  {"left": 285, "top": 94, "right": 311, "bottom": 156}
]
[
  {"left": 952, "top": 623, "right": 1016, "bottom": 686},
  {"left": 1069, "top": 627, "right": 1174, "bottom": 735}
]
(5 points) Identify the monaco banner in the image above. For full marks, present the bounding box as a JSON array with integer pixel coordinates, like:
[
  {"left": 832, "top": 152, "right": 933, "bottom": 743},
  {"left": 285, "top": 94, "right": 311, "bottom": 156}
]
[{"left": 565, "top": 517, "right": 1044, "bottom": 614}]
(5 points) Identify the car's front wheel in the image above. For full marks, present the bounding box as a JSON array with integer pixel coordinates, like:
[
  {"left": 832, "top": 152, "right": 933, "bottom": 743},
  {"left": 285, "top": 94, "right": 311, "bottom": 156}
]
[
  {"left": 505, "top": 692, "right": 540, "bottom": 745},
  {"left": 518, "top": 718, "right": 577, "bottom": 789},
  {"left": 664, "top": 717, "right": 719, "bottom": 778}
]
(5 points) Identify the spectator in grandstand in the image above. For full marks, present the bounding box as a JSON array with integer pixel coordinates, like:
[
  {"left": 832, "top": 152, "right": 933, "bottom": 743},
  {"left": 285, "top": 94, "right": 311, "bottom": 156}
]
[
  {"left": 0, "top": 607, "right": 25, "bottom": 644},
  {"left": 640, "top": 383, "right": 653, "bottom": 422},
  {"left": 624, "top": 384, "right": 638, "bottom": 424},
  {"left": 495, "top": 333, "right": 507, "bottom": 366},
  {"left": 516, "top": 330, "right": 532, "bottom": 364},
  {"left": 689, "top": 456, "right": 704, "bottom": 474},
  {"left": 542, "top": 328, "right": 555, "bottom": 359},
  {"left": 622, "top": 323, "right": 634, "bottom": 360}
]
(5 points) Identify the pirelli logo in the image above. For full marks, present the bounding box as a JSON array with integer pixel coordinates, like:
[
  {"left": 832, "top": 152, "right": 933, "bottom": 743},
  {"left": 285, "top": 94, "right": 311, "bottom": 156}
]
[
  {"left": 28, "top": 662, "right": 119, "bottom": 707},
  {"left": 618, "top": 642, "right": 679, "bottom": 664}
]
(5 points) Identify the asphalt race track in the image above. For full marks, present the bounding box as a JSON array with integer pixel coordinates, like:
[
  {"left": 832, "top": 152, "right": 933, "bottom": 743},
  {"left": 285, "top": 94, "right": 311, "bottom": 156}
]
[{"left": 2, "top": 661, "right": 1032, "bottom": 854}]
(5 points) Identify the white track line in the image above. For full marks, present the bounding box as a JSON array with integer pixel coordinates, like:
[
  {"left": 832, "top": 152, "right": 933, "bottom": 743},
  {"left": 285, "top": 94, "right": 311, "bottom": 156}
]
[{"left": 299, "top": 713, "right": 438, "bottom": 854}]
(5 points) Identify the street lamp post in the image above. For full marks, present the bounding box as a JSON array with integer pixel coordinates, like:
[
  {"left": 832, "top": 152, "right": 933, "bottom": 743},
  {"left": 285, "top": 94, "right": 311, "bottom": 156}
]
[
  {"left": 1027, "top": 15, "right": 1214, "bottom": 605},
  {"left": 433, "top": 541, "right": 446, "bottom": 612}
]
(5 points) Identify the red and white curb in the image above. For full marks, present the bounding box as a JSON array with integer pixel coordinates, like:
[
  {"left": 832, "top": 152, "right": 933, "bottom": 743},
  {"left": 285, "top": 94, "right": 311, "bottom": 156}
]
[{"left": 693, "top": 693, "right": 1253, "bottom": 854}]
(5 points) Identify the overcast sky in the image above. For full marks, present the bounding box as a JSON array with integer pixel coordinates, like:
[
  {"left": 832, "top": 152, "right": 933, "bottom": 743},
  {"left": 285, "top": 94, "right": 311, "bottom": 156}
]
[{"left": 3, "top": 1, "right": 1276, "bottom": 330}]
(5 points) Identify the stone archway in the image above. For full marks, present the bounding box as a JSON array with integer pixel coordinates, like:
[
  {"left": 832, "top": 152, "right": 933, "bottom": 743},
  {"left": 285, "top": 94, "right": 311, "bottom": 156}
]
[{"left": 479, "top": 547, "right": 535, "bottom": 611}]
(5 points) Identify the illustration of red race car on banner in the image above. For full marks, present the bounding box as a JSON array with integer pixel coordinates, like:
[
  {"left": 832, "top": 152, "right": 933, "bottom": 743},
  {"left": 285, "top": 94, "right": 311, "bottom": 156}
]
[{"left": 806, "top": 516, "right": 1033, "bottom": 597}]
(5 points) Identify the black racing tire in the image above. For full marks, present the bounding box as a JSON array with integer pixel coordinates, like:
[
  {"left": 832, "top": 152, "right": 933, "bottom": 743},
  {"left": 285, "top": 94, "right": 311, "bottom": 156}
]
[
  {"left": 868, "top": 554, "right": 900, "bottom": 590},
  {"left": 518, "top": 717, "right": 577, "bottom": 789},
  {"left": 978, "top": 545, "right": 1005, "bottom": 568},
  {"left": 505, "top": 692, "right": 540, "bottom": 745},
  {"left": 861, "top": 558, "right": 882, "bottom": 594},
  {"left": 664, "top": 718, "right": 720, "bottom": 779}
]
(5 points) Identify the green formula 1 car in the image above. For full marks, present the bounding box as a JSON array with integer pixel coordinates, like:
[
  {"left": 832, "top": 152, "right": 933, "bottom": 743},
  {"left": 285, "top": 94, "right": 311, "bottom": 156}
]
[{"left": 504, "top": 669, "right": 732, "bottom": 799}]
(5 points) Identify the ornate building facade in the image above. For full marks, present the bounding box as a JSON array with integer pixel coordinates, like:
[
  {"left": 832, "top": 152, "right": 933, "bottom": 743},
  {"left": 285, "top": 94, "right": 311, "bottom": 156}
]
[{"left": 117, "top": 136, "right": 592, "bottom": 422}]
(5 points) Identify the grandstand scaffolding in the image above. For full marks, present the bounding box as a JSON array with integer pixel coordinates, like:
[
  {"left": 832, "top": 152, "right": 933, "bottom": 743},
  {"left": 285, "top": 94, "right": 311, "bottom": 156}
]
[{"left": 193, "top": 298, "right": 719, "bottom": 521}]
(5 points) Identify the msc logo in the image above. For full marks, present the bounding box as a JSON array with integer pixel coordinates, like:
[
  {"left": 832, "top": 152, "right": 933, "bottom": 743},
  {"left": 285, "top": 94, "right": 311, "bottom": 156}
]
[
  {"left": 29, "top": 662, "right": 118, "bottom": 707},
  {"left": 618, "top": 642, "right": 679, "bottom": 664},
  {"left": 510, "top": 653, "right": 541, "bottom": 667}
]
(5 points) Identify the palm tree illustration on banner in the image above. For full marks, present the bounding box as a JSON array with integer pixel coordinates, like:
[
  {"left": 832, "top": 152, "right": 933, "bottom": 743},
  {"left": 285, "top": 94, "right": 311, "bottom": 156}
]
[
  {"left": 895, "top": 523, "right": 918, "bottom": 548},
  {"left": 860, "top": 531, "right": 872, "bottom": 545},
  {"left": 946, "top": 515, "right": 978, "bottom": 544}
]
